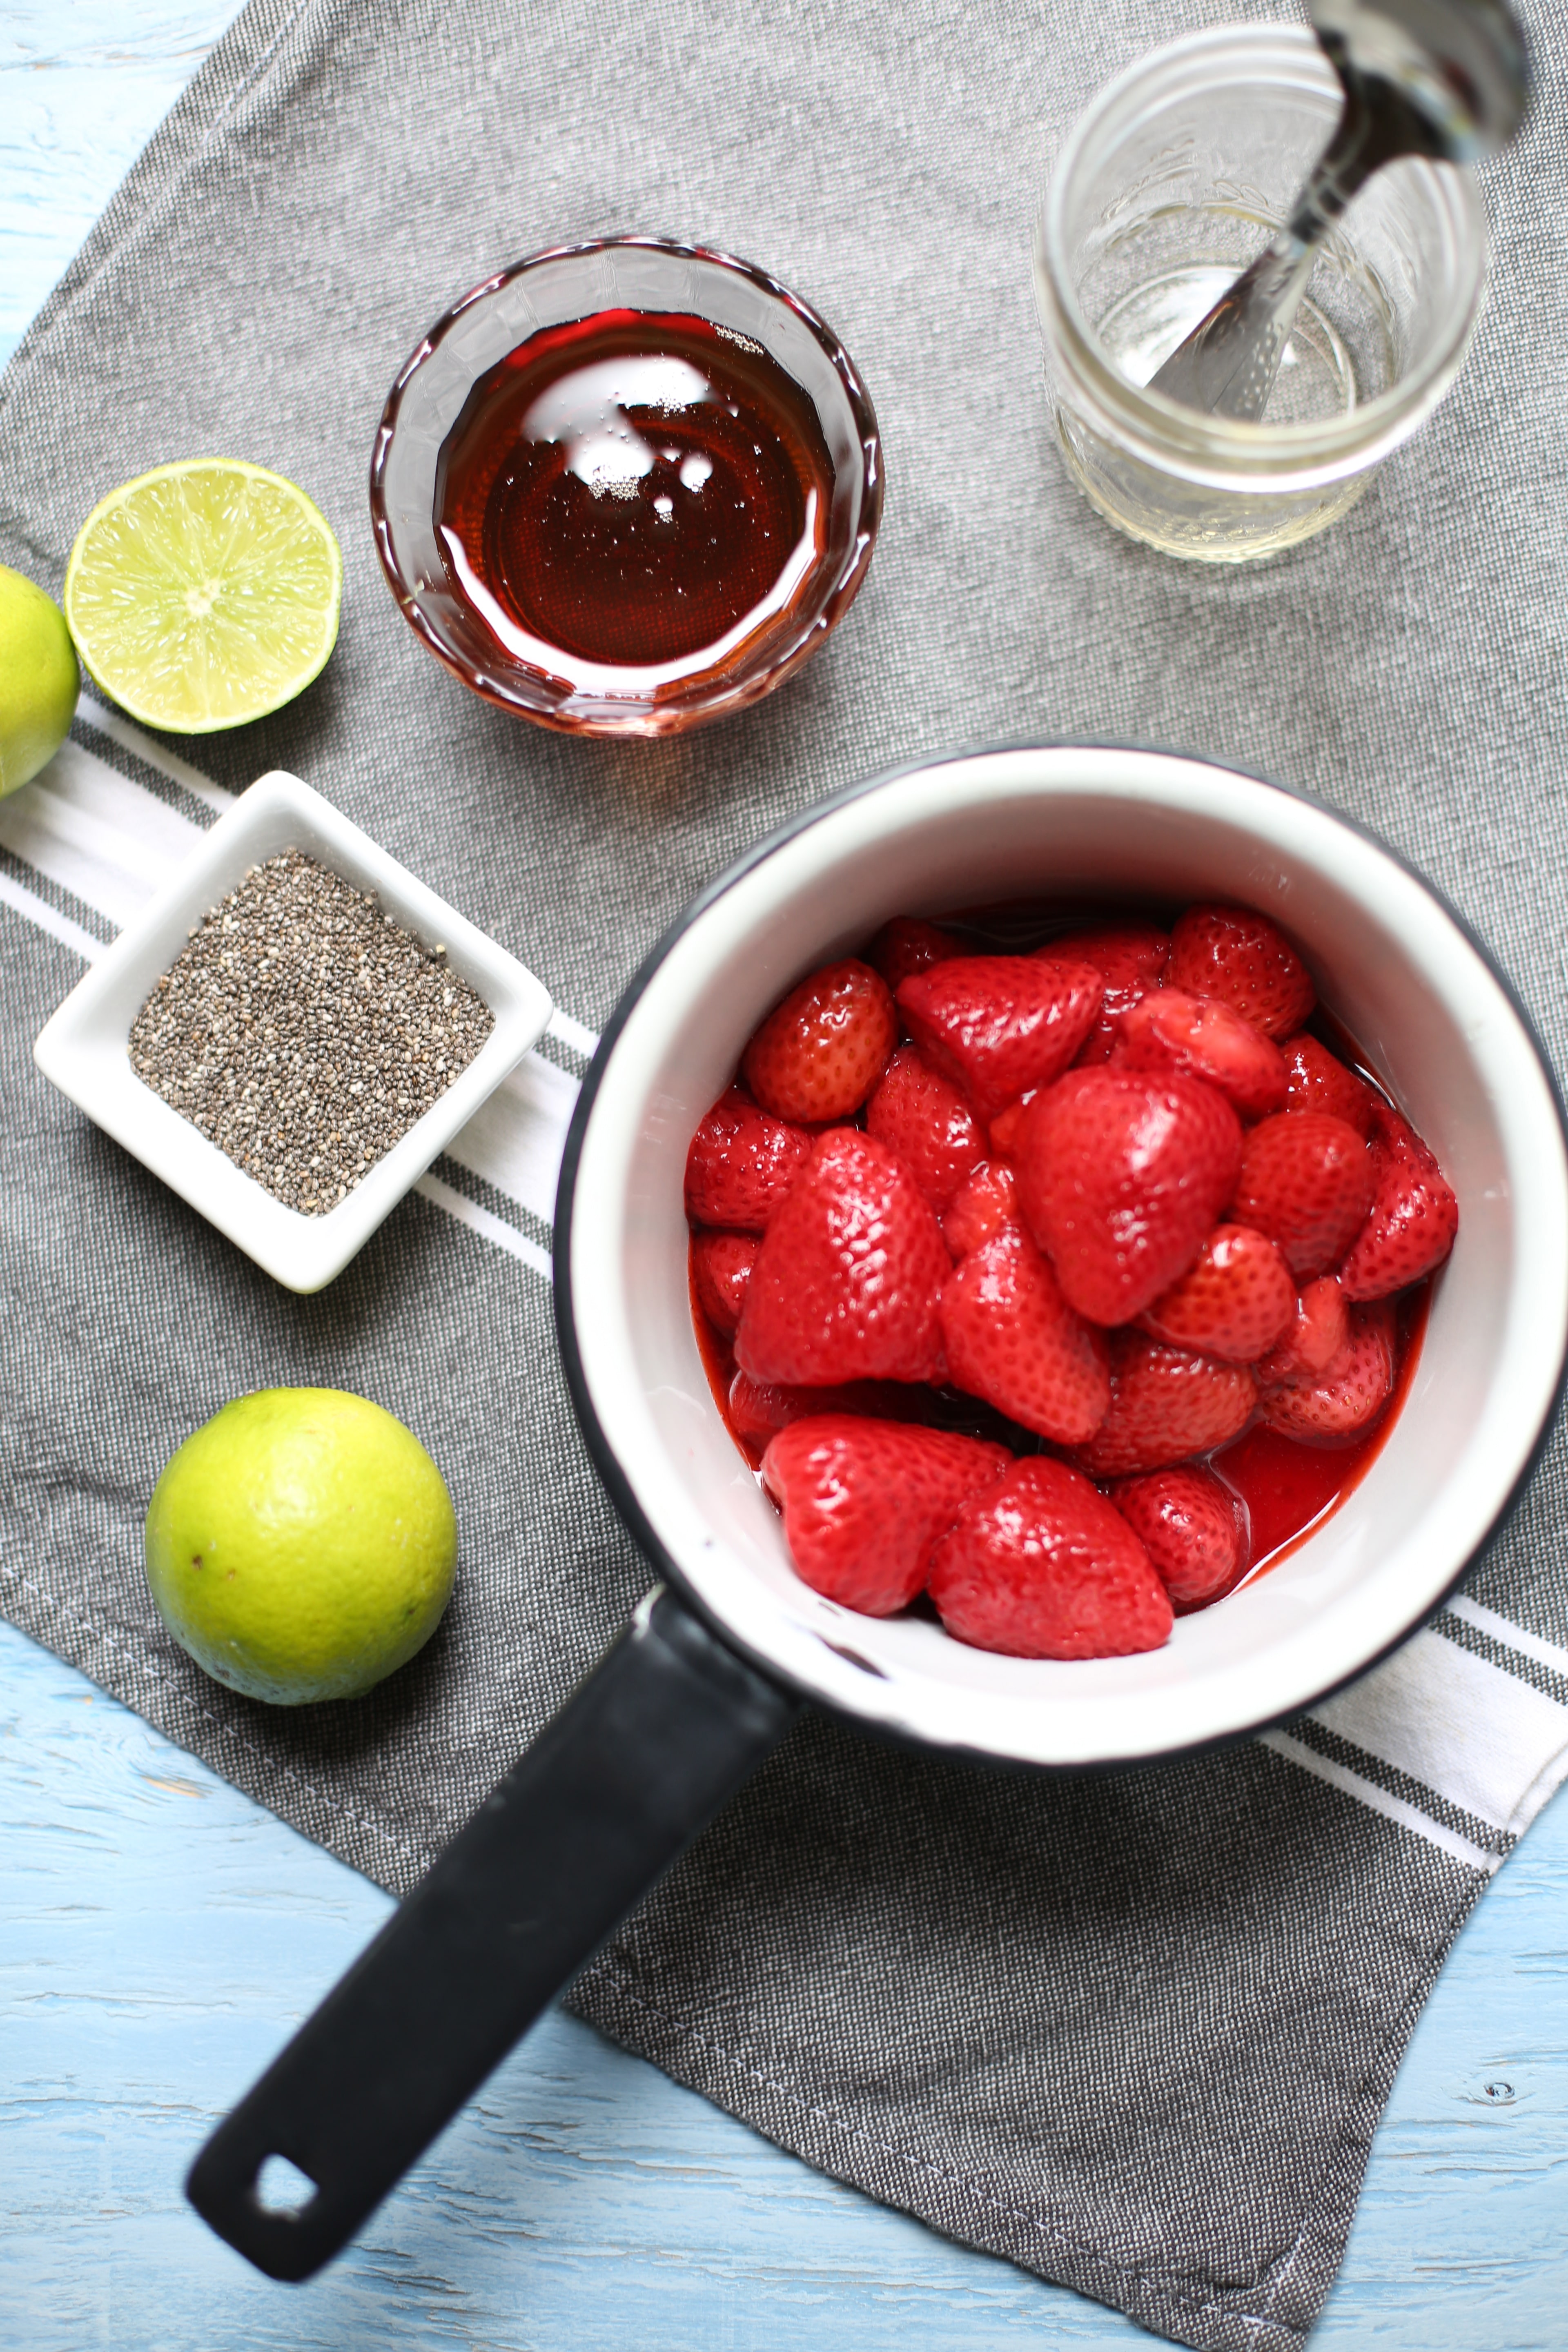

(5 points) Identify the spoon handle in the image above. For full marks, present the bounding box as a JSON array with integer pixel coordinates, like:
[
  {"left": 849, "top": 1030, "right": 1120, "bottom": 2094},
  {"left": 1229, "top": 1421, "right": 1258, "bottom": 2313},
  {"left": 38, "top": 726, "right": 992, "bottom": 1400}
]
[
  {"left": 1147, "top": 65, "right": 1429, "bottom": 421},
  {"left": 1147, "top": 84, "right": 1383, "bottom": 421},
  {"left": 1145, "top": 230, "right": 1317, "bottom": 423}
]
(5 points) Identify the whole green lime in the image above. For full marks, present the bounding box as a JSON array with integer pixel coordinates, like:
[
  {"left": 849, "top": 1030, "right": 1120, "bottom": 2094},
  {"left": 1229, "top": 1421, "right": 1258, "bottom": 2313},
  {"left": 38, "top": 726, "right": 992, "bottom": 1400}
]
[
  {"left": 0, "top": 562, "right": 79, "bottom": 796},
  {"left": 144, "top": 1388, "right": 457, "bottom": 1705}
]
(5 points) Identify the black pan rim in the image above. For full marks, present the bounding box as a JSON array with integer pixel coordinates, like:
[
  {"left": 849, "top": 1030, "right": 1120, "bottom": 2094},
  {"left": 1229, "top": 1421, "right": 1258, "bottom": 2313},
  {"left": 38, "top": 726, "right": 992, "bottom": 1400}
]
[{"left": 552, "top": 735, "right": 1568, "bottom": 1778}]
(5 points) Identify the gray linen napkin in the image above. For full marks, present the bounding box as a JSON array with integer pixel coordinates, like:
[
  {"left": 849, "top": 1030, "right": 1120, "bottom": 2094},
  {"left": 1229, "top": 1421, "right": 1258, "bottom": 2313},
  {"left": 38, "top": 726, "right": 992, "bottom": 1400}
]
[{"left": 4, "top": 2, "right": 1568, "bottom": 2346}]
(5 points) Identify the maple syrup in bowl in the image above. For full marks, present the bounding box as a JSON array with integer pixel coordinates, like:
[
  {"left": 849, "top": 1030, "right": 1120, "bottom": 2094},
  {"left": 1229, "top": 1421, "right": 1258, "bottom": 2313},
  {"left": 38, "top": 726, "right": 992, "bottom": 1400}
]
[{"left": 371, "top": 238, "right": 883, "bottom": 736}]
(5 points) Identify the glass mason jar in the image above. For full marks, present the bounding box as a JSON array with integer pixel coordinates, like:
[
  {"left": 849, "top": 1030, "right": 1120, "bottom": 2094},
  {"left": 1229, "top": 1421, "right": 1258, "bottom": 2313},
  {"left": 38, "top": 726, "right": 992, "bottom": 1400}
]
[{"left": 1033, "top": 26, "right": 1490, "bottom": 562}]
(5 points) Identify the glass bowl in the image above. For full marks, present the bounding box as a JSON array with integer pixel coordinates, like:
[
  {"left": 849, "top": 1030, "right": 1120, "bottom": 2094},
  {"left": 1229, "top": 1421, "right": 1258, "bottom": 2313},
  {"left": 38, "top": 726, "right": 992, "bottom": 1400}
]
[{"left": 370, "top": 236, "right": 883, "bottom": 737}]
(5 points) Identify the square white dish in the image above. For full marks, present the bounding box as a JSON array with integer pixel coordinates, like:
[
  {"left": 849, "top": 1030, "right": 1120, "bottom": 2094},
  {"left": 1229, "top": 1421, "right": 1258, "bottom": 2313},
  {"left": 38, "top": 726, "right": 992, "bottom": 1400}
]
[{"left": 33, "top": 768, "right": 552, "bottom": 1292}]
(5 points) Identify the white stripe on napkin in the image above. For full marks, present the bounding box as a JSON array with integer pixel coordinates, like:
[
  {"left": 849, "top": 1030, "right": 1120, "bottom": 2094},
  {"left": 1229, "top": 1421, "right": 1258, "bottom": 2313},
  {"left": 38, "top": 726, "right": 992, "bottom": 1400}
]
[
  {"left": 0, "top": 732, "right": 200, "bottom": 923},
  {"left": 441, "top": 1049, "right": 581, "bottom": 1231},
  {"left": 1310, "top": 1627, "right": 1568, "bottom": 1840},
  {"left": 12, "top": 707, "right": 1568, "bottom": 1884},
  {"left": 77, "top": 693, "right": 235, "bottom": 813},
  {"left": 1446, "top": 1590, "right": 1568, "bottom": 1679},
  {"left": 5, "top": 712, "right": 592, "bottom": 1257},
  {"left": 544, "top": 1004, "right": 599, "bottom": 1059},
  {"left": 414, "top": 1171, "right": 553, "bottom": 1281},
  {"left": 1256, "top": 1730, "right": 1500, "bottom": 1874},
  {"left": 0, "top": 866, "right": 105, "bottom": 962}
]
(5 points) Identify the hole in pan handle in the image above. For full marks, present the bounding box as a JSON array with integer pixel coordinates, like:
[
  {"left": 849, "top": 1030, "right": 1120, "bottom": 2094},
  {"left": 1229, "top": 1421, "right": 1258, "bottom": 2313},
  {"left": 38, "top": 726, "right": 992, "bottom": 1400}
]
[{"left": 184, "top": 1586, "right": 801, "bottom": 2281}]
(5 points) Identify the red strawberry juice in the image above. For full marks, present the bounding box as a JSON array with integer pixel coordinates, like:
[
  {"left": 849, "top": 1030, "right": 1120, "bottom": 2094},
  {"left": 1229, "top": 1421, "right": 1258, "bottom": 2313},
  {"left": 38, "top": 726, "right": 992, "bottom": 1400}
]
[
  {"left": 684, "top": 897, "right": 1453, "bottom": 1659},
  {"left": 688, "top": 1245, "right": 1429, "bottom": 1602}
]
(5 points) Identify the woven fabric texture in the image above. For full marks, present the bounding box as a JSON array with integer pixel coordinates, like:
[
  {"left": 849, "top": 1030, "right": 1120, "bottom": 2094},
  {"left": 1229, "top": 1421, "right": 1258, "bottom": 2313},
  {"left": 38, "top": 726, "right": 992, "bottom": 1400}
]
[{"left": 2, "top": 3, "right": 1567, "bottom": 2346}]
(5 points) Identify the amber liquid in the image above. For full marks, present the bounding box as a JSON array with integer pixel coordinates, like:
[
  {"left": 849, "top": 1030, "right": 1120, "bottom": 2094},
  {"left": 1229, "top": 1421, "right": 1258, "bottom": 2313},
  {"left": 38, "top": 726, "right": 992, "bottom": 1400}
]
[{"left": 436, "top": 309, "right": 834, "bottom": 688}]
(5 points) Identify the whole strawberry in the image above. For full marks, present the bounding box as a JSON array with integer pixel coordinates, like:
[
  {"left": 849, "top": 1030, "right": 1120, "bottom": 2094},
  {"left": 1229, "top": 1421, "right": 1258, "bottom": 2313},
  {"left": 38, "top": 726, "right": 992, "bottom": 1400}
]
[
  {"left": 942, "top": 1160, "right": 1021, "bottom": 1258},
  {"left": 1281, "top": 1033, "right": 1377, "bottom": 1136},
  {"left": 866, "top": 916, "right": 964, "bottom": 991},
  {"left": 865, "top": 1044, "right": 985, "bottom": 1211},
  {"left": 735, "top": 1129, "right": 950, "bottom": 1385},
  {"left": 1253, "top": 1275, "right": 1348, "bottom": 1386},
  {"left": 1337, "top": 1101, "right": 1459, "bottom": 1299},
  {"left": 939, "top": 1225, "right": 1111, "bottom": 1444},
  {"left": 1232, "top": 1111, "right": 1375, "bottom": 1278},
  {"left": 1259, "top": 1302, "right": 1395, "bottom": 1440},
  {"left": 1115, "top": 987, "right": 1288, "bottom": 1120},
  {"left": 1108, "top": 1465, "right": 1248, "bottom": 1608},
  {"left": 1076, "top": 1332, "right": 1257, "bottom": 1478},
  {"left": 763, "top": 1415, "right": 1011, "bottom": 1615},
  {"left": 742, "top": 957, "right": 896, "bottom": 1123},
  {"left": 1016, "top": 1068, "right": 1244, "bottom": 1325},
  {"left": 1167, "top": 904, "right": 1315, "bottom": 1040},
  {"left": 1036, "top": 918, "right": 1169, "bottom": 995},
  {"left": 896, "top": 956, "right": 1103, "bottom": 1119},
  {"left": 685, "top": 1089, "right": 813, "bottom": 1231},
  {"left": 1035, "top": 920, "right": 1170, "bottom": 1064},
  {"left": 1139, "top": 1223, "right": 1295, "bottom": 1363},
  {"left": 927, "top": 1457, "right": 1173, "bottom": 1659},
  {"left": 691, "top": 1231, "right": 759, "bottom": 1335}
]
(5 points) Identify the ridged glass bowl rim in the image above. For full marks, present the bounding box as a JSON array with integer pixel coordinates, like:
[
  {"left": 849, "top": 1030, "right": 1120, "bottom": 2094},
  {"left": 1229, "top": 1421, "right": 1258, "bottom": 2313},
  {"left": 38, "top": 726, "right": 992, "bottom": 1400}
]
[
  {"left": 1035, "top": 27, "right": 1490, "bottom": 491},
  {"left": 369, "top": 234, "right": 884, "bottom": 729}
]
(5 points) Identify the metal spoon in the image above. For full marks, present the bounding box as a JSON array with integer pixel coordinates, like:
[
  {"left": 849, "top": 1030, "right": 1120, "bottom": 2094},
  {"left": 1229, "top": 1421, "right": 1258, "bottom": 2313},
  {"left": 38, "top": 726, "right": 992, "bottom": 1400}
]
[{"left": 1147, "top": 0, "right": 1527, "bottom": 421}]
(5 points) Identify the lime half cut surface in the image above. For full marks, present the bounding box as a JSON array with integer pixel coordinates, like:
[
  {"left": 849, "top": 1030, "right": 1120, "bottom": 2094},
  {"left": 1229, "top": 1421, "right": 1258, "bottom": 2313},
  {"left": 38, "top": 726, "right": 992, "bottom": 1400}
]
[{"left": 64, "top": 459, "right": 342, "bottom": 733}]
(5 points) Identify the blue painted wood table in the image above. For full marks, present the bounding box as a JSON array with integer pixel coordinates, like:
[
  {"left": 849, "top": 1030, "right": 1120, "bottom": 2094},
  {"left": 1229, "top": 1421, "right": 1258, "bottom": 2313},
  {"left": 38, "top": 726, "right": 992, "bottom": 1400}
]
[{"left": 2, "top": 10, "right": 1566, "bottom": 2346}]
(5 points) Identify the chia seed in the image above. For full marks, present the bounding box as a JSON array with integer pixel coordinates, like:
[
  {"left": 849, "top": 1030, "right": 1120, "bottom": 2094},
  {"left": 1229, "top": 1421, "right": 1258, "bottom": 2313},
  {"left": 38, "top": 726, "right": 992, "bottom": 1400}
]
[{"left": 129, "top": 849, "right": 494, "bottom": 1216}]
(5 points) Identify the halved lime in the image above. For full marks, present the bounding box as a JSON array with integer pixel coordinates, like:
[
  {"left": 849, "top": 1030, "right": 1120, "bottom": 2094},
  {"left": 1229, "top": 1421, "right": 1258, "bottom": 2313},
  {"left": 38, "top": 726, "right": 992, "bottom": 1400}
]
[{"left": 64, "top": 459, "right": 342, "bottom": 734}]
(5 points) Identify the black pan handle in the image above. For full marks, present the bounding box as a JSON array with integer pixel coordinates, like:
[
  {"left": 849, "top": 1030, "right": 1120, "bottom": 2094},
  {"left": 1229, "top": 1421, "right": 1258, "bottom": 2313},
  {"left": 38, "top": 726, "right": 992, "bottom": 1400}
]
[{"left": 185, "top": 1586, "right": 800, "bottom": 2280}]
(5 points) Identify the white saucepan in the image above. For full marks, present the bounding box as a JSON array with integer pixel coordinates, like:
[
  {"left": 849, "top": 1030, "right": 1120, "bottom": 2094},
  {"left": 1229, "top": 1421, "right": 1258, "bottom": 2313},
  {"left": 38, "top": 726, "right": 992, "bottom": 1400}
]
[{"left": 188, "top": 744, "right": 1568, "bottom": 2280}]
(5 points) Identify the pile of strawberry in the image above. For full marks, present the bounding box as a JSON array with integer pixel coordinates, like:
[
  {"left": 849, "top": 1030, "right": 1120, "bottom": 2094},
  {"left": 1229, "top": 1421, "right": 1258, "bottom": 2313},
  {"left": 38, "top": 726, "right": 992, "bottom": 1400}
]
[{"left": 684, "top": 903, "right": 1458, "bottom": 1662}]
